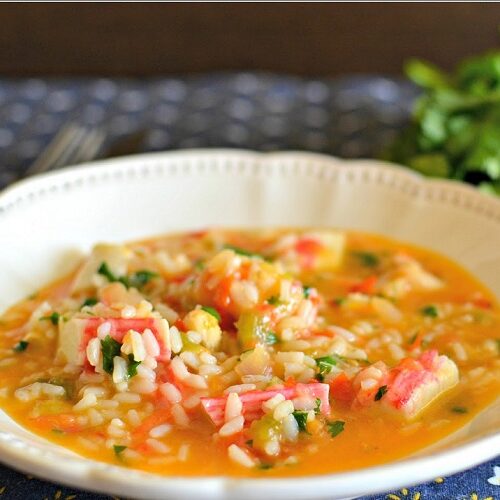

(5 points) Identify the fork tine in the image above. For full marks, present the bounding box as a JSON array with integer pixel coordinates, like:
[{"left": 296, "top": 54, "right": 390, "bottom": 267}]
[
  {"left": 26, "top": 124, "right": 81, "bottom": 176},
  {"left": 49, "top": 126, "right": 89, "bottom": 170},
  {"left": 71, "top": 129, "right": 106, "bottom": 165}
]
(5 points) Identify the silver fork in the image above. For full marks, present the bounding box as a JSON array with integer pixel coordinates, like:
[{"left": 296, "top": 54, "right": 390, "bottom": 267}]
[{"left": 26, "top": 124, "right": 106, "bottom": 176}]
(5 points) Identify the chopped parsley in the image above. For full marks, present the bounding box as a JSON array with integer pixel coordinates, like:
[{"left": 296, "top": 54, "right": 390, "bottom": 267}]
[
  {"left": 127, "top": 354, "right": 141, "bottom": 379},
  {"left": 292, "top": 411, "right": 309, "bottom": 432},
  {"left": 421, "top": 305, "right": 439, "bottom": 318},
  {"left": 315, "top": 356, "right": 337, "bottom": 381},
  {"left": 245, "top": 439, "right": 253, "bottom": 447},
  {"left": 258, "top": 463, "right": 274, "bottom": 470},
  {"left": 51, "top": 428, "right": 64, "bottom": 434},
  {"left": 97, "top": 262, "right": 119, "bottom": 282},
  {"left": 327, "top": 420, "right": 345, "bottom": 438},
  {"left": 265, "top": 332, "right": 279, "bottom": 345},
  {"left": 39, "top": 312, "right": 61, "bottom": 325},
  {"left": 451, "top": 406, "right": 468, "bottom": 414},
  {"left": 223, "top": 244, "right": 264, "bottom": 259},
  {"left": 201, "top": 306, "right": 221, "bottom": 322},
  {"left": 13, "top": 340, "right": 29, "bottom": 352},
  {"left": 101, "top": 335, "right": 122, "bottom": 374},
  {"left": 113, "top": 445, "right": 127, "bottom": 457},
  {"left": 303, "top": 286, "right": 312, "bottom": 298},
  {"left": 267, "top": 295, "right": 280, "bottom": 305},
  {"left": 333, "top": 297, "right": 346, "bottom": 306},
  {"left": 374, "top": 385, "right": 388, "bottom": 401},
  {"left": 408, "top": 332, "right": 418, "bottom": 345},
  {"left": 127, "top": 270, "right": 159, "bottom": 289},
  {"left": 352, "top": 251, "right": 380, "bottom": 268},
  {"left": 82, "top": 297, "right": 98, "bottom": 308},
  {"left": 194, "top": 260, "right": 205, "bottom": 270},
  {"left": 314, "top": 398, "right": 322, "bottom": 414}
]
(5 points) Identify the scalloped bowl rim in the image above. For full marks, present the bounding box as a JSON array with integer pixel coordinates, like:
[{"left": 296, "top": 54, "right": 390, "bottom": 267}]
[{"left": 0, "top": 149, "right": 498, "bottom": 500}]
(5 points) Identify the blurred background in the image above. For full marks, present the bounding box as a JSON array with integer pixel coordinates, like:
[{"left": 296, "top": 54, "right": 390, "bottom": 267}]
[{"left": 0, "top": 2, "right": 499, "bottom": 189}]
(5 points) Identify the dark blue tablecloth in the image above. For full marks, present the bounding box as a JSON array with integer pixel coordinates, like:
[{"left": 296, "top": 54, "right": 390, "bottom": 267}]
[{"left": 0, "top": 74, "right": 498, "bottom": 500}]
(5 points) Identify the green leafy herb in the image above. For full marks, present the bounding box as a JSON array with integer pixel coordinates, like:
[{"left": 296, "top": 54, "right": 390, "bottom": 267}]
[
  {"left": 39, "top": 312, "right": 60, "bottom": 326},
  {"left": 258, "top": 463, "right": 274, "bottom": 470},
  {"left": 13, "top": 340, "right": 29, "bottom": 352},
  {"left": 267, "top": 295, "right": 280, "bottom": 305},
  {"left": 408, "top": 332, "right": 418, "bottom": 345},
  {"left": 194, "top": 260, "right": 205, "bottom": 270},
  {"left": 201, "top": 306, "right": 221, "bottom": 322},
  {"left": 383, "top": 51, "right": 500, "bottom": 195},
  {"left": 327, "top": 420, "right": 345, "bottom": 438},
  {"left": 265, "top": 332, "right": 279, "bottom": 345},
  {"left": 352, "top": 251, "right": 380, "bottom": 268},
  {"left": 52, "top": 428, "right": 64, "bottom": 434},
  {"left": 421, "top": 305, "right": 439, "bottom": 318},
  {"left": 303, "top": 286, "right": 312, "bottom": 298},
  {"left": 101, "top": 335, "right": 122, "bottom": 374},
  {"left": 374, "top": 385, "right": 388, "bottom": 401},
  {"left": 98, "top": 262, "right": 119, "bottom": 282},
  {"left": 333, "top": 297, "right": 346, "bottom": 306},
  {"left": 82, "top": 297, "right": 98, "bottom": 308},
  {"left": 223, "top": 244, "right": 265, "bottom": 259},
  {"left": 292, "top": 411, "right": 309, "bottom": 432},
  {"left": 314, "top": 398, "right": 322, "bottom": 414},
  {"left": 113, "top": 445, "right": 127, "bottom": 457},
  {"left": 451, "top": 406, "right": 468, "bottom": 414},
  {"left": 127, "top": 354, "right": 141, "bottom": 379},
  {"left": 245, "top": 439, "right": 253, "bottom": 447},
  {"left": 128, "top": 270, "right": 159, "bottom": 289},
  {"left": 315, "top": 356, "right": 337, "bottom": 380}
]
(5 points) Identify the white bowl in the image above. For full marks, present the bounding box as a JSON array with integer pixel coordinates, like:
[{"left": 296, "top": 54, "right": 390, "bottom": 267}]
[{"left": 0, "top": 150, "right": 498, "bottom": 500}]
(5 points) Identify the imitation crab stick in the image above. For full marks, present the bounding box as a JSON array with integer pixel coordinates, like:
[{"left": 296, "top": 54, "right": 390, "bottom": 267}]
[
  {"left": 201, "top": 382, "right": 330, "bottom": 427},
  {"left": 57, "top": 317, "right": 171, "bottom": 366}
]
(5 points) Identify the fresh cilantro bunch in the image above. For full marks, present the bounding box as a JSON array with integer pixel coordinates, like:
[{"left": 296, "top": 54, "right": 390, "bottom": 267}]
[{"left": 383, "top": 51, "right": 500, "bottom": 195}]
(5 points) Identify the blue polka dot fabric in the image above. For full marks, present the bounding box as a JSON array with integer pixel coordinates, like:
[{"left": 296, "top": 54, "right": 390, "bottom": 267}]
[{"left": 0, "top": 74, "right": 498, "bottom": 500}]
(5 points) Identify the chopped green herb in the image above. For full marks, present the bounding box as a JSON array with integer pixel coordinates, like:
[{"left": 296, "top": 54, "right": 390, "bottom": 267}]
[
  {"left": 496, "top": 339, "right": 500, "bottom": 355},
  {"left": 352, "top": 251, "right": 380, "bottom": 268},
  {"left": 101, "top": 335, "right": 122, "bottom": 374},
  {"left": 82, "top": 297, "right": 98, "bottom": 308},
  {"left": 314, "top": 398, "right": 321, "bottom": 414},
  {"left": 201, "top": 306, "right": 221, "bottom": 322},
  {"left": 267, "top": 295, "right": 280, "bottom": 305},
  {"left": 98, "top": 262, "right": 119, "bottom": 282},
  {"left": 245, "top": 439, "right": 253, "bottom": 447},
  {"left": 265, "top": 332, "right": 279, "bottom": 345},
  {"left": 13, "top": 340, "right": 29, "bottom": 352},
  {"left": 113, "top": 445, "right": 127, "bottom": 457},
  {"left": 292, "top": 411, "right": 309, "bottom": 432},
  {"left": 374, "top": 385, "right": 388, "bottom": 401},
  {"left": 408, "top": 332, "right": 418, "bottom": 345},
  {"left": 194, "top": 260, "right": 205, "bottom": 270},
  {"left": 52, "top": 428, "right": 64, "bottom": 434},
  {"left": 223, "top": 244, "right": 264, "bottom": 259},
  {"left": 127, "top": 354, "right": 141, "bottom": 379},
  {"left": 128, "top": 270, "right": 159, "bottom": 289},
  {"left": 27, "top": 292, "right": 38, "bottom": 300},
  {"left": 327, "top": 420, "right": 345, "bottom": 438},
  {"left": 451, "top": 406, "right": 468, "bottom": 414},
  {"left": 421, "top": 305, "right": 439, "bottom": 318},
  {"left": 315, "top": 356, "right": 337, "bottom": 379},
  {"left": 333, "top": 297, "right": 346, "bottom": 306},
  {"left": 303, "top": 286, "right": 312, "bottom": 298},
  {"left": 39, "top": 312, "right": 61, "bottom": 326},
  {"left": 258, "top": 463, "right": 273, "bottom": 470}
]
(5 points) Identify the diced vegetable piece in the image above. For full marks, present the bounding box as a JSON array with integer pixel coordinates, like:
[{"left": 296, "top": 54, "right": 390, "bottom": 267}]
[
  {"left": 57, "top": 317, "right": 171, "bottom": 366},
  {"left": 294, "top": 231, "right": 345, "bottom": 271},
  {"left": 236, "top": 312, "right": 270, "bottom": 351},
  {"left": 201, "top": 382, "right": 330, "bottom": 426},
  {"left": 183, "top": 308, "right": 222, "bottom": 350},
  {"left": 249, "top": 415, "right": 281, "bottom": 454}
]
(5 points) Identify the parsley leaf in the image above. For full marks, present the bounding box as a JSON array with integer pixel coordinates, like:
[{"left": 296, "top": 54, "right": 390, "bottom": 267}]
[
  {"left": 265, "top": 332, "right": 279, "bottom": 345},
  {"left": 292, "top": 411, "right": 309, "bottom": 432},
  {"left": 101, "top": 335, "right": 122, "bottom": 374},
  {"left": 258, "top": 463, "right": 273, "bottom": 470},
  {"left": 267, "top": 295, "right": 280, "bottom": 305},
  {"left": 303, "top": 286, "right": 312, "bottom": 298},
  {"left": 315, "top": 356, "right": 337, "bottom": 380},
  {"left": 39, "top": 312, "right": 60, "bottom": 325},
  {"left": 314, "top": 398, "right": 322, "bottom": 414},
  {"left": 201, "top": 306, "right": 221, "bottom": 322},
  {"left": 97, "top": 262, "right": 119, "bottom": 282},
  {"left": 421, "top": 305, "right": 439, "bottom": 318},
  {"left": 128, "top": 270, "right": 159, "bottom": 289},
  {"left": 113, "top": 445, "right": 127, "bottom": 457},
  {"left": 352, "top": 251, "right": 380, "bottom": 268},
  {"left": 327, "top": 420, "right": 345, "bottom": 438},
  {"left": 82, "top": 297, "right": 98, "bottom": 308},
  {"left": 374, "top": 385, "right": 388, "bottom": 401},
  {"left": 127, "top": 354, "right": 141, "bottom": 379},
  {"left": 13, "top": 340, "right": 29, "bottom": 352},
  {"left": 451, "top": 406, "right": 468, "bottom": 414},
  {"left": 223, "top": 245, "right": 263, "bottom": 258}
]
